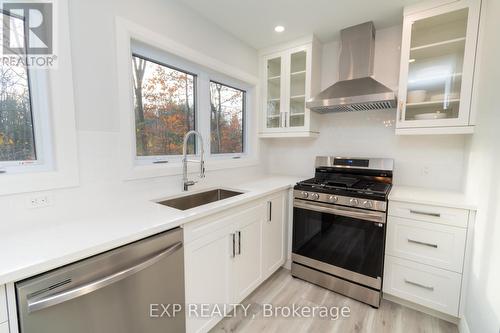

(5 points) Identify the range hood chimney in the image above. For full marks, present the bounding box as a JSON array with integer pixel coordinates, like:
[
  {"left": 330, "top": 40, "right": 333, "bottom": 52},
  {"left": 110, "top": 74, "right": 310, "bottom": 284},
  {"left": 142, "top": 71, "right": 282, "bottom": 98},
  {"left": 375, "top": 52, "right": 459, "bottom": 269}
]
[{"left": 307, "top": 22, "right": 397, "bottom": 113}]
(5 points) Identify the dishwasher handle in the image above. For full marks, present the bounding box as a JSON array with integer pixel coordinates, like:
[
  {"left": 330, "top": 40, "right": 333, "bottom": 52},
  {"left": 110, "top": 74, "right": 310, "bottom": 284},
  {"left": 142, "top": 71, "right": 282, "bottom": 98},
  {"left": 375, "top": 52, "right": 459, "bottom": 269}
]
[{"left": 27, "top": 241, "right": 183, "bottom": 314}]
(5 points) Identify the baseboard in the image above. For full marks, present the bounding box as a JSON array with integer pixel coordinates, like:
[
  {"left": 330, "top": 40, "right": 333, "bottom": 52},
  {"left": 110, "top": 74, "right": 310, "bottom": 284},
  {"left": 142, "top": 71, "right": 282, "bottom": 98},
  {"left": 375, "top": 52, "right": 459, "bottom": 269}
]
[
  {"left": 284, "top": 258, "right": 292, "bottom": 270},
  {"left": 383, "top": 293, "right": 459, "bottom": 325},
  {"left": 458, "top": 317, "right": 470, "bottom": 333}
]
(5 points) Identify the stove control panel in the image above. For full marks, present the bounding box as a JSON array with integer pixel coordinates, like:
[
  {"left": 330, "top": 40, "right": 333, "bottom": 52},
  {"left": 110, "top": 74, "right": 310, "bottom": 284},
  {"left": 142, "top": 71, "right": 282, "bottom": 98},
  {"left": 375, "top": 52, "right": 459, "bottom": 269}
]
[{"left": 293, "top": 190, "right": 387, "bottom": 212}]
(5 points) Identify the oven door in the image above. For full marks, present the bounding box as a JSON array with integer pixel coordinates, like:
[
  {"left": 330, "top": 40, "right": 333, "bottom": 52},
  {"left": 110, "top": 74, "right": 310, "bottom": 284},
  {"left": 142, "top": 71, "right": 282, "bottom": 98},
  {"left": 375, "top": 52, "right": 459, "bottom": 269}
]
[{"left": 292, "top": 199, "right": 386, "bottom": 289}]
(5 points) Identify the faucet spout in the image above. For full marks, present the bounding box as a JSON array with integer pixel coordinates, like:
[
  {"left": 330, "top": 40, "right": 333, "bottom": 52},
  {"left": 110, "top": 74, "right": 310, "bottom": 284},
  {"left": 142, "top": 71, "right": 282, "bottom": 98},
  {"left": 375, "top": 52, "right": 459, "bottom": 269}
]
[{"left": 182, "top": 130, "right": 205, "bottom": 191}]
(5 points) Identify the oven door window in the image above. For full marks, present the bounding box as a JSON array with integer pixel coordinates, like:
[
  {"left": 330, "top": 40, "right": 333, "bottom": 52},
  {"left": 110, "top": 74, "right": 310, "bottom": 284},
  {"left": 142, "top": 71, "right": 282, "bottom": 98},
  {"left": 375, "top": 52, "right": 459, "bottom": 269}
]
[{"left": 293, "top": 206, "right": 384, "bottom": 279}]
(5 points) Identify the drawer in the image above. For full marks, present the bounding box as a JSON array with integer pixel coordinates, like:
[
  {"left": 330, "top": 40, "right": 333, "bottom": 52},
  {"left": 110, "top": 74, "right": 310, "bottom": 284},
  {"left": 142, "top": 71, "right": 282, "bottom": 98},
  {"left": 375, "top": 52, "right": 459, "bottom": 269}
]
[
  {"left": 389, "top": 201, "right": 469, "bottom": 228},
  {"left": 383, "top": 255, "right": 462, "bottom": 316},
  {"left": 386, "top": 216, "right": 467, "bottom": 273},
  {"left": 0, "top": 322, "right": 8, "bottom": 333},
  {"left": 0, "top": 285, "right": 7, "bottom": 324}
]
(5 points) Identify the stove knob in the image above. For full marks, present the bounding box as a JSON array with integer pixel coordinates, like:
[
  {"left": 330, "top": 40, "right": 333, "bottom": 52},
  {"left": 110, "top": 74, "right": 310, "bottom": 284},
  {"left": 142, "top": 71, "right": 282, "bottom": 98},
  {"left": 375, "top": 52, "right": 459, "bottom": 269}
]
[
  {"left": 311, "top": 193, "right": 320, "bottom": 200},
  {"left": 349, "top": 198, "right": 359, "bottom": 206},
  {"left": 363, "top": 200, "right": 373, "bottom": 209},
  {"left": 328, "top": 195, "right": 338, "bottom": 203},
  {"left": 301, "top": 191, "right": 309, "bottom": 199}
]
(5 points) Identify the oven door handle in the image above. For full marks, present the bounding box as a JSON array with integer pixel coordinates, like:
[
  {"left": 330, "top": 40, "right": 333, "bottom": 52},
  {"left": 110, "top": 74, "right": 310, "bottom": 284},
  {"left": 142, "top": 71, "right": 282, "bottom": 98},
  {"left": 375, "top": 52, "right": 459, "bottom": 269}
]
[{"left": 294, "top": 199, "right": 386, "bottom": 224}]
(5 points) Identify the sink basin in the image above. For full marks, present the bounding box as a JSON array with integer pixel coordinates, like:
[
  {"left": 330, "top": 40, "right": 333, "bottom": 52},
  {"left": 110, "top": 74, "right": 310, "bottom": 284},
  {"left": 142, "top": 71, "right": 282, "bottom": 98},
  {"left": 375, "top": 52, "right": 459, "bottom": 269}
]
[{"left": 157, "top": 189, "right": 243, "bottom": 210}]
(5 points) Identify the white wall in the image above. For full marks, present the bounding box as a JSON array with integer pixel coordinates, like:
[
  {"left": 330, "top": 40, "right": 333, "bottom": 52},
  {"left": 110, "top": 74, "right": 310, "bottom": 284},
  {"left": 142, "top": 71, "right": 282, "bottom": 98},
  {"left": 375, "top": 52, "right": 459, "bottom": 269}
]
[
  {"left": 0, "top": 0, "right": 262, "bottom": 225},
  {"left": 264, "top": 25, "right": 468, "bottom": 191},
  {"left": 462, "top": 0, "right": 500, "bottom": 331}
]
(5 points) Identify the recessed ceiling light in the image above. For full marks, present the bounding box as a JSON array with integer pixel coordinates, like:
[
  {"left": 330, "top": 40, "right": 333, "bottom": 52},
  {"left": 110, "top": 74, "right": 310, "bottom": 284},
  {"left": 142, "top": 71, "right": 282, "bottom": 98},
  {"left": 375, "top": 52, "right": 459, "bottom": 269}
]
[{"left": 274, "top": 25, "right": 285, "bottom": 33}]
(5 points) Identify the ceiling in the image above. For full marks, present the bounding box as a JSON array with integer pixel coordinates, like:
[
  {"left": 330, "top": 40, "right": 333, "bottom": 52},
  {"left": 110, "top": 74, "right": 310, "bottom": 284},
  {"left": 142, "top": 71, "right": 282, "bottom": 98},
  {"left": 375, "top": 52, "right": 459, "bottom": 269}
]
[{"left": 176, "top": 0, "right": 423, "bottom": 49}]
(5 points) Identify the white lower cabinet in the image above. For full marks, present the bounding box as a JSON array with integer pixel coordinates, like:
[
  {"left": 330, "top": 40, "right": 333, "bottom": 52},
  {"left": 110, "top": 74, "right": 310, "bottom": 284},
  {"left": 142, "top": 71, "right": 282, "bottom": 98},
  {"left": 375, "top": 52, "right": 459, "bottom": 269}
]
[
  {"left": 232, "top": 213, "right": 263, "bottom": 302},
  {"left": 262, "top": 194, "right": 285, "bottom": 279},
  {"left": 384, "top": 199, "right": 471, "bottom": 318},
  {"left": 0, "top": 322, "right": 9, "bottom": 333},
  {"left": 184, "top": 225, "right": 233, "bottom": 333},
  {"left": 384, "top": 256, "right": 462, "bottom": 316},
  {"left": 184, "top": 191, "right": 287, "bottom": 333},
  {"left": 0, "top": 285, "right": 7, "bottom": 328},
  {"left": 386, "top": 216, "right": 467, "bottom": 273}
]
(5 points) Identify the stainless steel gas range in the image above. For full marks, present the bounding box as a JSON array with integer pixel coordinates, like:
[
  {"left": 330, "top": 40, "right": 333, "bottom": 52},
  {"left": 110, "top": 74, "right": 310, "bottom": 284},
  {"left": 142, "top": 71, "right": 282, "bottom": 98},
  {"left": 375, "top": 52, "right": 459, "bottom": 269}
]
[{"left": 291, "top": 156, "right": 394, "bottom": 308}]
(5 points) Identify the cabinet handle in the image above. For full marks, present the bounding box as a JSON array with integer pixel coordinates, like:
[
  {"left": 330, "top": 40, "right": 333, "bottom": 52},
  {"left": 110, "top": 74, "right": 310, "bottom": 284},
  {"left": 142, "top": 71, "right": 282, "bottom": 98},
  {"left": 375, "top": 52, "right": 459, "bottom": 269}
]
[
  {"left": 407, "top": 238, "right": 438, "bottom": 248},
  {"left": 237, "top": 231, "right": 241, "bottom": 255},
  {"left": 267, "top": 201, "right": 272, "bottom": 222},
  {"left": 409, "top": 210, "right": 441, "bottom": 218},
  {"left": 404, "top": 279, "right": 434, "bottom": 291},
  {"left": 231, "top": 233, "right": 236, "bottom": 258}
]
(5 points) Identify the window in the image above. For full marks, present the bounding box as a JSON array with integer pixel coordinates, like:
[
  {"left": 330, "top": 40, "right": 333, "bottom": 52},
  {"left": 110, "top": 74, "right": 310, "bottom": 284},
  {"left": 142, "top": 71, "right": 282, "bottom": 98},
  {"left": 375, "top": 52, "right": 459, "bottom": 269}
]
[
  {"left": 128, "top": 39, "right": 253, "bottom": 173},
  {"left": 0, "top": 10, "right": 50, "bottom": 173},
  {"left": 209, "top": 81, "right": 245, "bottom": 154},
  {"left": 131, "top": 55, "right": 196, "bottom": 158}
]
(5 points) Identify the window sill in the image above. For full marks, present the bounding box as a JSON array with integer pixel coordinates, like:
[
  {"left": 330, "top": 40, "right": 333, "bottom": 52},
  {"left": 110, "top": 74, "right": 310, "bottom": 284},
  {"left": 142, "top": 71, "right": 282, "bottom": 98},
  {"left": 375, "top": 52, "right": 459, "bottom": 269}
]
[{"left": 123, "top": 156, "right": 259, "bottom": 181}]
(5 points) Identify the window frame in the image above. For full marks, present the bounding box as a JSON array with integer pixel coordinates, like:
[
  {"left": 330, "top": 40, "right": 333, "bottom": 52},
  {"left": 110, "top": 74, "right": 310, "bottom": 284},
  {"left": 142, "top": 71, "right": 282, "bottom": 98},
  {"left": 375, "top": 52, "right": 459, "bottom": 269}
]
[
  {"left": 0, "top": 11, "right": 53, "bottom": 174},
  {"left": 116, "top": 18, "right": 259, "bottom": 180},
  {"left": 129, "top": 39, "right": 252, "bottom": 167},
  {"left": 0, "top": 0, "right": 79, "bottom": 195},
  {"left": 130, "top": 52, "right": 199, "bottom": 165},
  {"left": 208, "top": 79, "right": 247, "bottom": 159}
]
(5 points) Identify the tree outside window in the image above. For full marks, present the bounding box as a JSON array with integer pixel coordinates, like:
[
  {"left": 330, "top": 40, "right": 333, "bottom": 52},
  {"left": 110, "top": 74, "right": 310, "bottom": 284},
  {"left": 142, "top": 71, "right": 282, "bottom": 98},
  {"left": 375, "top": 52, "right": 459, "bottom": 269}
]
[
  {"left": 132, "top": 55, "right": 196, "bottom": 157},
  {"left": 209, "top": 81, "right": 244, "bottom": 154}
]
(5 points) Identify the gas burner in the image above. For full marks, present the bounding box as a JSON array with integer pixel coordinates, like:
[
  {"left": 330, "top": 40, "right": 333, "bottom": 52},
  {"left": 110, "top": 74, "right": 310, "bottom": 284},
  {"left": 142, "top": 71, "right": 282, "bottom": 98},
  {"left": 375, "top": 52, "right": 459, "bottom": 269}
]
[{"left": 294, "top": 157, "right": 393, "bottom": 202}]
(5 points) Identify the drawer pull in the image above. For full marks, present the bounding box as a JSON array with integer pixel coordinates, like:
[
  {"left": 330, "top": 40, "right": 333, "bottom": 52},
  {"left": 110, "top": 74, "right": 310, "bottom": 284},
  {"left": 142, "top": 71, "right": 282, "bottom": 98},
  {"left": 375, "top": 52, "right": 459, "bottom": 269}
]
[
  {"left": 407, "top": 238, "right": 438, "bottom": 248},
  {"left": 409, "top": 210, "right": 441, "bottom": 218},
  {"left": 404, "top": 279, "right": 434, "bottom": 291}
]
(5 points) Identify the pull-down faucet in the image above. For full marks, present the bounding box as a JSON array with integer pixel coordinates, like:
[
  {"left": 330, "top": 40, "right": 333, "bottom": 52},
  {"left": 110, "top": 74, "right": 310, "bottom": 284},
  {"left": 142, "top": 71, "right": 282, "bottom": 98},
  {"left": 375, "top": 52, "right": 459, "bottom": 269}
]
[{"left": 182, "top": 130, "right": 205, "bottom": 191}]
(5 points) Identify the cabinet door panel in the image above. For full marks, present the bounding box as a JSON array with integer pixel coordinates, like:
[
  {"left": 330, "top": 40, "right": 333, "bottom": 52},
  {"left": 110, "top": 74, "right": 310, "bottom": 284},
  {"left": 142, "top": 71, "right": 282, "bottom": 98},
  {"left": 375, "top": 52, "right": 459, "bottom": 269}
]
[
  {"left": 265, "top": 55, "right": 283, "bottom": 130},
  {"left": 0, "top": 322, "right": 9, "bottom": 333},
  {"left": 262, "top": 194, "right": 285, "bottom": 278},
  {"left": 233, "top": 210, "right": 263, "bottom": 303},
  {"left": 0, "top": 285, "right": 7, "bottom": 324},
  {"left": 185, "top": 227, "right": 232, "bottom": 333},
  {"left": 397, "top": 0, "right": 480, "bottom": 130}
]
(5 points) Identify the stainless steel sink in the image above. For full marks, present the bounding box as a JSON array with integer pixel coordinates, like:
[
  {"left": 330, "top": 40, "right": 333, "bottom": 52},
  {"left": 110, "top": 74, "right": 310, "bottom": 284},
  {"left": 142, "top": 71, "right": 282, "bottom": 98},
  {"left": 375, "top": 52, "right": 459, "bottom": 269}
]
[{"left": 157, "top": 189, "right": 243, "bottom": 210}]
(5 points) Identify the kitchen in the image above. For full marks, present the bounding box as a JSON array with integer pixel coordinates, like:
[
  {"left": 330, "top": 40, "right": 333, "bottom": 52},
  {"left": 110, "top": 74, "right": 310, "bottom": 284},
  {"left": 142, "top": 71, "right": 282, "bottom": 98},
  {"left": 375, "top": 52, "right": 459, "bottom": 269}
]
[{"left": 0, "top": 0, "right": 498, "bottom": 332}]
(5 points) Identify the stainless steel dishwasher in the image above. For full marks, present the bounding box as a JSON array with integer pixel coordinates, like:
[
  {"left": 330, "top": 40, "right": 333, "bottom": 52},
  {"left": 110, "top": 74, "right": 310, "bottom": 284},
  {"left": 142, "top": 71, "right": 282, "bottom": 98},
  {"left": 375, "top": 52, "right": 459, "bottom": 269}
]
[{"left": 15, "top": 228, "right": 185, "bottom": 333}]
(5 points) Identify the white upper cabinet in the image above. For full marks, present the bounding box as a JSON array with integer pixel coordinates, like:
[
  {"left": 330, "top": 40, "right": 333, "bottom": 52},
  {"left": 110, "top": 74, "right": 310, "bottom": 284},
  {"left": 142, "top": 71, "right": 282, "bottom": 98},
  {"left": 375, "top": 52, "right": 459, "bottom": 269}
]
[
  {"left": 396, "top": 0, "right": 481, "bottom": 135},
  {"left": 260, "top": 37, "right": 321, "bottom": 138}
]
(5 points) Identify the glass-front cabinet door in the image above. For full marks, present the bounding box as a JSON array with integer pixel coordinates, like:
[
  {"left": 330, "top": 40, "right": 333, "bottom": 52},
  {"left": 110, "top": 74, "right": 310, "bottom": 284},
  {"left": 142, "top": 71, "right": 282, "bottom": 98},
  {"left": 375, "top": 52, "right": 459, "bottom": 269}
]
[
  {"left": 266, "top": 56, "right": 282, "bottom": 129},
  {"left": 288, "top": 50, "right": 307, "bottom": 128},
  {"left": 397, "top": 0, "right": 480, "bottom": 131}
]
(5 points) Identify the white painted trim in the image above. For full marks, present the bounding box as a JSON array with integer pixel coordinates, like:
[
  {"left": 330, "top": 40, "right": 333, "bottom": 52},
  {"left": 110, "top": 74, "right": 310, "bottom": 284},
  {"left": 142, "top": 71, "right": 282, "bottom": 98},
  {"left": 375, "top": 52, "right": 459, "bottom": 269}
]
[
  {"left": 0, "top": 0, "right": 79, "bottom": 195},
  {"left": 259, "top": 131, "right": 319, "bottom": 138},
  {"left": 258, "top": 35, "right": 316, "bottom": 56},
  {"left": 383, "top": 293, "right": 459, "bottom": 324},
  {"left": 115, "top": 17, "right": 260, "bottom": 180},
  {"left": 468, "top": 0, "right": 486, "bottom": 126},
  {"left": 395, "top": 126, "right": 474, "bottom": 135},
  {"left": 458, "top": 317, "right": 470, "bottom": 333}
]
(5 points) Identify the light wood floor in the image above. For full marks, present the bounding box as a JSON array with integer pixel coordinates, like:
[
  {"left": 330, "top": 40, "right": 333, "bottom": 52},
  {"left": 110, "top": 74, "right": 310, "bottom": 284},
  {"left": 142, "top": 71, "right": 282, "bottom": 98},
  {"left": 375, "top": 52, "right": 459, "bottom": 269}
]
[{"left": 211, "top": 268, "right": 458, "bottom": 333}]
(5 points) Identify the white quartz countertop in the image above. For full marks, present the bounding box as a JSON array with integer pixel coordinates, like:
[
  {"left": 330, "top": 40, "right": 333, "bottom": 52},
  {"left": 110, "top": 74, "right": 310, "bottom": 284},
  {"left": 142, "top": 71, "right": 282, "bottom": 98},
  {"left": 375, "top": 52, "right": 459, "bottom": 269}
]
[
  {"left": 0, "top": 175, "right": 298, "bottom": 285},
  {"left": 389, "top": 185, "right": 477, "bottom": 210}
]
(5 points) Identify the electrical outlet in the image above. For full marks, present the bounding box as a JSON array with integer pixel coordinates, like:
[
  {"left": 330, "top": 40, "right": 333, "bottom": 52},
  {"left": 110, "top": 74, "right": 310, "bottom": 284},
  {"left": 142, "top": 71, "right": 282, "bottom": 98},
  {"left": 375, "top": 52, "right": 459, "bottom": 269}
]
[
  {"left": 27, "top": 193, "right": 53, "bottom": 209},
  {"left": 421, "top": 166, "right": 430, "bottom": 176}
]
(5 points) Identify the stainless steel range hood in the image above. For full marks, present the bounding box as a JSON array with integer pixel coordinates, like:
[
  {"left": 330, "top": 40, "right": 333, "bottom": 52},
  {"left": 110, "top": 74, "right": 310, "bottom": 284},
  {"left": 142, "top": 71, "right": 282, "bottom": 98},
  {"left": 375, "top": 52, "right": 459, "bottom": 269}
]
[{"left": 307, "top": 22, "right": 397, "bottom": 113}]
